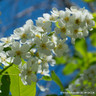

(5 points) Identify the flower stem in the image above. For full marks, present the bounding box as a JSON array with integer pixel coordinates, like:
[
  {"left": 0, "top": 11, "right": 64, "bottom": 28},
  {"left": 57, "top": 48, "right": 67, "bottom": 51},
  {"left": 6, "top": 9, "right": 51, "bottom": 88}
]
[{"left": 0, "top": 63, "right": 13, "bottom": 75}]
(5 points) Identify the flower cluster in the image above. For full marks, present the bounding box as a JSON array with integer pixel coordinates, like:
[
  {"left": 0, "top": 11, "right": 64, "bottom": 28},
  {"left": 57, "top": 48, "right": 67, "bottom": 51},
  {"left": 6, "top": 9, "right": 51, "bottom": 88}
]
[
  {"left": 66, "top": 65, "right": 96, "bottom": 95},
  {"left": 0, "top": 6, "right": 95, "bottom": 85}
]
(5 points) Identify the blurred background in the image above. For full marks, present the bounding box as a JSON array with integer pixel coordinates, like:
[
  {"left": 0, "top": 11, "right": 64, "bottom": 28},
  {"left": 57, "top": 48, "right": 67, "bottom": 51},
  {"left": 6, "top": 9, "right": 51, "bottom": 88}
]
[{"left": 0, "top": 0, "right": 96, "bottom": 96}]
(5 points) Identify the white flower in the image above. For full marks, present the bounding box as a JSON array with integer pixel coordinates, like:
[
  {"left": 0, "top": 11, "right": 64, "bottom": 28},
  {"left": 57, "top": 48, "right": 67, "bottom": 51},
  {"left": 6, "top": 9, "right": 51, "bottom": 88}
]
[
  {"left": 0, "top": 7, "right": 94, "bottom": 86},
  {"left": 0, "top": 37, "right": 14, "bottom": 47},
  {"left": 55, "top": 19, "right": 71, "bottom": 38},
  {"left": 36, "top": 17, "right": 51, "bottom": 33},
  {"left": 37, "top": 57, "right": 50, "bottom": 76},
  {"left": 27, "top": 48, "right": 36, "bottom": 58},
  {"left": 59, "top": 10, "right": 70, "bottom": 23},
  {"left": 70, "top": 12, "right": 85, "bottom": 27},
  {"left": 66, "top": 84, "right": 78, "bottom": 92},
  {"left": 40, "top": 55, "right": 56, "bottom": 66},
  {"left": 20, "top": 58, "right": 38, "bottom": 85},
  {"left": 51, "top": 8, "right": 59, "bottom": 21},
  {"left": 70, "top": 27, "right": 83, "bottom": 39},
  {"left": 54, "top": 39, "right": 68, "bottom": 57},
  {"left": 35, "top": 34, "right": 54, "bottom": 55},
  {"left": 0, "top": 43, "right": 3, "bottom": 52},
  {"left": 34, "top": 31, "right": 42, "bottom": 39},
  {"left": 38, "top": 65, "right": 50, "bottom": 76},
  {"left": 0, "top": 51, "right": 12, "bottom": 66},
  {"left": 84, "top": 13, "right": 95, "bottom": 30},
  {"left": 12, "top": 20, "right": 34, "bottom": 43},
  {"left": 25, "top": 39, "right": 35, "bottom": 47},
  {"left": 8, "top": 42, "right": 30, "bottom": 65},
  {"left": 46, "top": 55, "right": 56, "bottom": 66},
  {"left": 67, "top": 64, "right": 96, "bottom": 95},
  {"left": 84, "top": 65, "right": 96, "bottom": 82},
  {"left": 51, "top": 34, "right": 57, "bottom": 45},
  {"left": 37, "top": 83, "right": 49, "bottom": 92},
  {"left": 43, "top": 13, "right": 57, "bottom": 22}
]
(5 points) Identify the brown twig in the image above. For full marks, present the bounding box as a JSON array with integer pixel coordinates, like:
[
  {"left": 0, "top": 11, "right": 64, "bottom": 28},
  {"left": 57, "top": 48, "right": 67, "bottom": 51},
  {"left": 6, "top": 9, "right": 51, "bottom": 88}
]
[{"left": 87, "top": 2, "right": 96, "bottom": 12}]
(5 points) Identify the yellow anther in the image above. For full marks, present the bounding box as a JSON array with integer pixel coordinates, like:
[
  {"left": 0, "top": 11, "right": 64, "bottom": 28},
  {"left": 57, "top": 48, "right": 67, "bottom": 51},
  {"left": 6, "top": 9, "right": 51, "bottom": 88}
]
[
  {"left": 36, "top": 52, "right": 39, "bottom": 57},
  {"left": 35, "top": 34, "right": 41, "bottom": 38},
  {"left": 21, "top": 33, "right": 27, "bottom": 38},
  {"left": 16, "top": 51, "right": 22, "bottom": 56},
  {"left": 58, "top": 44, "right": 62, "bottom": 49},
  {"left": 75, "top": 19, "right": 80, "bottom": 25},
  {"left": 50, "top": 16, "right": 55, "bottom": 21},
  {"left": 60, "top": 27, "right": 66, "bottom": 33},
  {"left": 1, "top": 57, "right": 6, "bottom": 62},
  {"left": 43, "top": 21, "right": 46, "bottom": 23},
  {"left": 27, "top": 70, "right": 32, "bottom": 75},
  {"left": 40, "top": 43, "right": 47, "bottom": 49},
  {"left": 74, "top": 29, "right": 78, "bottom": 34},
  {"left": 41, "top": 72, "right": 43, "bottom": 75},
  {"left": 64, "top": 17, "right": 69, "bottom": 22},
  {"left": 86, "top": 19, "right": 90, "bottom": 25}
]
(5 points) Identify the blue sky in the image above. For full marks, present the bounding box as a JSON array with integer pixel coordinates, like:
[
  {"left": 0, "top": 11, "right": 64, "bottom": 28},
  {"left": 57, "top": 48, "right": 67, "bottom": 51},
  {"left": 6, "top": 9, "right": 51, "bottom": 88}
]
[{"left": 0, "top": 0, "right": 95, "bottom": 96}]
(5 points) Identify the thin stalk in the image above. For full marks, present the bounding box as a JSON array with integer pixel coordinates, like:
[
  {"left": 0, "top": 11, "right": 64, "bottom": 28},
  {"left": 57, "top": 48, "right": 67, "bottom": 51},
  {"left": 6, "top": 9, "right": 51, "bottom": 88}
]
[{"left": 0, "top": 63, "right": 13, "bottom": 75}]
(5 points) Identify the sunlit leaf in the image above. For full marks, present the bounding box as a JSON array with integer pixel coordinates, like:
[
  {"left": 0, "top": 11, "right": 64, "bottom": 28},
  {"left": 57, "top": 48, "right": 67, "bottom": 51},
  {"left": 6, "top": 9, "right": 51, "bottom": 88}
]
[
  {"left": 48, "top": 32, "right": 55, "bottom": 36},
  {"left": 83, "top": 0, "right": 95, "bottom": 2},
  {"left": 0, "top": 63, "right": 3, "bottom": 69},
  {"left": 75, "top": 39, "right": 87, "bottom": 58},
  {"left": 90, "top": 32, "right": 96, "bottom": 47},
  {"left": 21, "top": 58, "right": 26, "bottom": 65},
  {"left": 42, "top": 76, "right": 52, "bottom": 81},
  {"left": 55, "top": 56, "right": 66, "bottom": 64},
  {"left": 63, "top": 63, "right": 78, "bottom": 75},
  {"left": 19, "top": 78, "right": 36, "bottom": 96},
  {"left": 93, "top": 13, "right": 96, "bottom": 21},
  {"left": 5, "top": 65, "right": 36, "bottom": 96},
  {"left": 51, "top": 71, "right": 64, "bottom": 91},
  {"left": 55, "top": 22, "right": 60, "bottom": 28},
  {"left": 88, "top": 52, "right": 96, "bottom": 65}
]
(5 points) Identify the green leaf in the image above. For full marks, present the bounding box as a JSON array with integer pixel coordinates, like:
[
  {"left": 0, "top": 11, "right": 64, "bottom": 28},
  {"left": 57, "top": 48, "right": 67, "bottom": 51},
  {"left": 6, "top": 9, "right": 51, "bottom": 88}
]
[
  {"left": 75, "top": 39, "right": 87, "bottom": 58},
  {"left": 93, "top": 13, "right": 96, "bottom": 21},
  {"left": 63, "top": 63, "right": 78, "bottom": 75},
  {"left": 0, "top": 73, "right": 10, "bottom": 96},
  {"left": 48, "top": 32, "right": 55, "bottom": 36},
  {"left": 21, "top": 58, "right": 26, "bottom": 65},
  {"left": 88, "top": 52, "right": 96, "bottom": 65},
  {"left": 46, "top": 94, "right": 57, "bottom": 96},
  {"left": 0, "top": 75, "right": 2, "bottom": 88},
  {"left": 55, "top": 56, "right": 66, "bottom": 64},
  {"left": 90, "top": 32, "right": 96, "bottom": 47},
  {"left": 0, "top": 63, "right": 3, "bottom": 68},
  {"left": 3, "top": 47, "right": 11, "bottom": 52},
  {"left": 51, "top": 71, "right": 64, "bottom": 91},
  {"left": 5, "top": 65, "right": 21, "bottom": 96},
  {"left": 55, "top": 22, "right": 60, "bottom": 28},
  {"left": 83, "top": 0, "right": 95, "bottom": 2},
  {"left": 5, "top": 65, "right": 36, "bottom": 96},
  {"left": 42, "top": 76, "right": 52, "bottom": 81},
  {"left": 19, "top": 78, "right": 36, "bottom": 96}
]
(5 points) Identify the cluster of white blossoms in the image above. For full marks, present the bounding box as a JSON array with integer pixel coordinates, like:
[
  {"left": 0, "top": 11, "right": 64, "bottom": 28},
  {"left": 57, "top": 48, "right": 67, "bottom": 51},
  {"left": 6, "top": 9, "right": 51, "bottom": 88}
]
[
  {"left": 66, "top": 64, "right": 96, "bottom": 95},
  {"left": 0, "top": 6, "right": 95, "bottom": 85}
]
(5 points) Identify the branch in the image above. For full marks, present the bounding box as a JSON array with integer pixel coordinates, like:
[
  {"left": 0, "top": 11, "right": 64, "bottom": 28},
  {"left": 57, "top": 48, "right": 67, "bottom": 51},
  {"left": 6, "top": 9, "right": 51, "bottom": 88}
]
[
  {"left": 56, "top": 0, "right": 75, "bottom": 9},
  {"left": 62, "top": 0, "right": 75, "bottom": 8},
  {"left": 15, "top": 2, "right": 47, "bottom": 18},
  {"left": 87, "top": 2, "right": 96, "bottom": 12}
]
